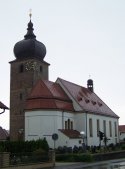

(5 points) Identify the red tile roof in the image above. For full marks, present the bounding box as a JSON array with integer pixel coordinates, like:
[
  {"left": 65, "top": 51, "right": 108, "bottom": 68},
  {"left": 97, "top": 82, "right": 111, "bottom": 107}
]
[
  {"left": 59, "top": 129, "right": 81, "bottom": 139},
  {"left": 119, "top": 125, "right": 125, "bottom": 132},
  {"left": 0, "top": 127, "right": 9, "bottom": 140},
  {"left": 26, "top": 80, "right": 74, "bottom": 111},
  {"left": 0, "top": 101, "right": 9, "bottom": 110},
  {"left": 26, "top": 78, "right": 119, "bottom": 118},
  {"left": 57, "top": 78, "right": 119, "bottom": 118}
]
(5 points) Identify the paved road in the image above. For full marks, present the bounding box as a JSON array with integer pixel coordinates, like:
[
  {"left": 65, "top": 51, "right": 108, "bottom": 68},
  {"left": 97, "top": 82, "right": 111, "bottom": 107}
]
[{"left": 53, "top": 158, "right": 125, "bottom": 169}]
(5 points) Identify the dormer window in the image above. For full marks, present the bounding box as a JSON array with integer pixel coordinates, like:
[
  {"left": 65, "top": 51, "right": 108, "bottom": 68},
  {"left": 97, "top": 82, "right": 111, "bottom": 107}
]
[
  {"left": 98, "top": 102, "right": 102, "bottom": 107},
  {"left": 85, "top": 99, "right": 90, "bottom": 103},
  {"left": 77, "top": 96, "right": 82, "bottom": 101},
  {"left": 92, "top": 101, "right": 96, "bottom": 105}
]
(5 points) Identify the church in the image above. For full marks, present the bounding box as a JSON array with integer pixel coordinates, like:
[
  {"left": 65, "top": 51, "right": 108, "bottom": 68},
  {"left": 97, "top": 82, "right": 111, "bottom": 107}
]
[{"left": 9, "top": 16, "right": 119, "bottom": 149}]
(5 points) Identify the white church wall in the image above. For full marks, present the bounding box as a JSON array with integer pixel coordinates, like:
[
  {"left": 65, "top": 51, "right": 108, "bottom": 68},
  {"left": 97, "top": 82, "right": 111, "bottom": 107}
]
[
  {"left": 57, "top": 130, "right": 83, "bottom": 148},
  {"left": 25, "top": 110, "right": 76, "bottom": 148},
  {"left": 63, "top": 112, "right": 75, "bottom": 129},
  {"left": 57, "top": 131, "right": 69, "bottom": 148},
  {"left": 75, "top": 112, "right": 87, "bottom": 133},
  {"left": 25, "top": 110, "right": 62, "bottom": 147},
  {"left": 69, "top": 138, "right": 83, "bottom": 148},
  {"left": 25, "top": 109, "right": 119, "bottom": 148},
  {"left": 86, "top": 113, "right": 119, "bottom": 146}
]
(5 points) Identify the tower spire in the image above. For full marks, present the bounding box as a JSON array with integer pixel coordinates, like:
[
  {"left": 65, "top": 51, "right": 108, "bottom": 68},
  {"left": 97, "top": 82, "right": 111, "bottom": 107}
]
[{"left": 24, "top": 9, "right": 36, "bottom": 39}]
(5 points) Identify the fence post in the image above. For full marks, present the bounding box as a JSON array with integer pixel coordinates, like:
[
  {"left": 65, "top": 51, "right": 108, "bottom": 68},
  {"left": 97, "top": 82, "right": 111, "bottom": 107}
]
[
  {"left": 49, "top": 150, "right": 55, "bottom": 166},
  {"left": 0, "top": 152, "right": 9, "bottom": 167}
]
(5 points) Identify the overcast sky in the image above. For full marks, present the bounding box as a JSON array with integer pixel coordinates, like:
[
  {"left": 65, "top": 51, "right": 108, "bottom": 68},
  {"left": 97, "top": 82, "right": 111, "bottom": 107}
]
[{"left": 0, "top": 0, "right": 125, "bottom": 130}]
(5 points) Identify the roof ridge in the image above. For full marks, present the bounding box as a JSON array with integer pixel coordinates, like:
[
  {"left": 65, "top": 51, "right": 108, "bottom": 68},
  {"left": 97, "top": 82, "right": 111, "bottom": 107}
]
[
  {"left": 57, "top": 78, "right": 84, "bottom": 110},
  {"left": 57, "top": 77, "right": 87, "bottom": 89}
]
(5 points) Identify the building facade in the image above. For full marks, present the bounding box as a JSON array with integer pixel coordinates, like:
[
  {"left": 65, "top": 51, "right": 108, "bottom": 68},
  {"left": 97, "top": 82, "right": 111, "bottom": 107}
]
[
  {"left": 25, "top": 79, "right": 119, "bottom": 148},
  {"left": 119, "top": 125, "right": 125, "bottom": 142},
  {"left": 10, "top": 17, "right": 119, "bottom": 148}
]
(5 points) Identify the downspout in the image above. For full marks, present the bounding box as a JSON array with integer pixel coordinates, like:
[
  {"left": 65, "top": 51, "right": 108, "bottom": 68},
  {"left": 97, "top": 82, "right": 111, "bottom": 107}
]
[
  {"left": 62, "top": 110, "right": 64, "bottom": 129},
  {"left": 86, "top": 112, "right": 88, "bottom": 146}
]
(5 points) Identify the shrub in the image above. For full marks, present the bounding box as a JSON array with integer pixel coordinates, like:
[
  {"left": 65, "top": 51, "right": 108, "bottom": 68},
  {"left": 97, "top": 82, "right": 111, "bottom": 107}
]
[
  {"left": 56, "top": 154, "right": 72, "bottom": 162},
  {"left": 73, "top": 146, "right": 79, "bottom": 153},
  {"left": 32, "top": 148, "right": 49, "bottom": 162},
  {"left": 0, "top": 139, "right": 49, "bottom": 153},
  {"left": 108, "top": 143, "right": 115, "bottom": 151},
  {"left": 121, "top": 144, "right": 125, "bottom": 150}
]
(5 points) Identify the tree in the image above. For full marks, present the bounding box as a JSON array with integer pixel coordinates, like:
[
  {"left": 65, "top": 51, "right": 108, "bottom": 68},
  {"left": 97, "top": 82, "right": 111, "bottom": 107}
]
[{"left": 99, "top": 131, "right": 104, "bottom": 146}]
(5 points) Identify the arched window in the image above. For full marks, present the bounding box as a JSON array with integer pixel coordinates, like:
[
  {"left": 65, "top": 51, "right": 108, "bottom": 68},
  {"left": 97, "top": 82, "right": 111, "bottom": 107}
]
[
  {"left": 71, "top": 121, "right": 73, "bottom": 129},
  {"left": 68, "top": 119, "right": 70, "bottom": 129},
  {"left": 65, "top": 121, "right": 68, "bottom": 129},
  {"left": 89, "top": 118, "right": 93, "bottom": 137}
]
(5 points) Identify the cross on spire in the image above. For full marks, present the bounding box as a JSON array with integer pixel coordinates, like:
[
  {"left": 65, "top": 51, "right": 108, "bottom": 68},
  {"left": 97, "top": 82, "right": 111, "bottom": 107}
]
[{"left": 29, "top": 9, "right": 32, "bottom": 20}]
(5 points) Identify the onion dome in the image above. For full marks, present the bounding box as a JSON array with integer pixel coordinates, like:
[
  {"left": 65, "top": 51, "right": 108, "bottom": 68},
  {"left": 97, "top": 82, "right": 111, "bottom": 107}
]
[
  {"left": 13, "top": 18, "right": 46, "bottom": 60},
  {"left": 87, "top": 79, "right": 93, "bottom": 85}
]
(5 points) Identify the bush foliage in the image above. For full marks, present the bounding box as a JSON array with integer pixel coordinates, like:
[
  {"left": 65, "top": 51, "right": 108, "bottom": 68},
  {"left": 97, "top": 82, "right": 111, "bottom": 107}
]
[{"left": 0, "top": 138, "right": 49, "bottom": 153}]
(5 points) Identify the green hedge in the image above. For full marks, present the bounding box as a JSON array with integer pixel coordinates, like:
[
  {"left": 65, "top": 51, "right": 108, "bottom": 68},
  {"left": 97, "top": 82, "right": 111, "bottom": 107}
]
[
  {"left": 0, "top": 138, "right": 49, "bottom": 153},
  {"left": 56, "top": 153, "right": 93, "bottom": 162}
]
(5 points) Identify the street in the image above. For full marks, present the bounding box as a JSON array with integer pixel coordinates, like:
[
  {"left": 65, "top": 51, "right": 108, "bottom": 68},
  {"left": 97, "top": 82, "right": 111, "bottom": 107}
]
[{"left": 52, "top": 159, "right": 125, "bottom": 169}]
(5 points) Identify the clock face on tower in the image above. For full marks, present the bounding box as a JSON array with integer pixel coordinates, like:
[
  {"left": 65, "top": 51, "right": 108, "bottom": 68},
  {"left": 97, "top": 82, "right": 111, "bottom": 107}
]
[{"left": 25, "top": 61, "right": 38, "bottom": 71}]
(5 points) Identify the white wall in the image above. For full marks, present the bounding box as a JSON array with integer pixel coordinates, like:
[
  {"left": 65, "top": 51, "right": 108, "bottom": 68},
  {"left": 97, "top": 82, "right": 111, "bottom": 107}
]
[
  {"left": 119, "top": 132, "right": 125, "bottom": 141},
  {"left": 25, "top": 109, "right": 119, "bottom": 148},
  {"left": 57, "top": 130, "right": 83, "bottom": 148},
  {"left": 25, "top": 110, "right": 75, "bottom": 148},
  {"left": 86, "top": 113, "right": 119, "bottom": 146}
]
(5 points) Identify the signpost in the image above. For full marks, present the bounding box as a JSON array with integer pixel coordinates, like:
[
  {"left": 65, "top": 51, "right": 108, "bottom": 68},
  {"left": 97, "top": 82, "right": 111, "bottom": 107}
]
[
  {"left": 52, "top": 133, "right": 58, "bottom": 167},
  {"left": 52, "top": 133, "right": 58, "bottom": 150}
]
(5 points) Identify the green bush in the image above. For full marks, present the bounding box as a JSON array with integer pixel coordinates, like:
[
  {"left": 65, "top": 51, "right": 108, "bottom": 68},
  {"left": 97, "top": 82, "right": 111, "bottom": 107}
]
[
  {"left": 33, "top": 148, "right": 47, "bottom": 156},
  {"left": 0, "top": 138, "right": 49, "bottom": 153},
  {"left": 73, "top": 154, "right": 93, "bottom": 162},
  {"left": 121, "top": 144, "right": 125, "bottom": 150}
]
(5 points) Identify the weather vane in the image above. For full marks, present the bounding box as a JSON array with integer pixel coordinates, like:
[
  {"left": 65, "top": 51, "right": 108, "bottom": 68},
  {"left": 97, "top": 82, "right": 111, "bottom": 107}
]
[{"left": 29, "top": 9, "right": 32, "bottom": 19}]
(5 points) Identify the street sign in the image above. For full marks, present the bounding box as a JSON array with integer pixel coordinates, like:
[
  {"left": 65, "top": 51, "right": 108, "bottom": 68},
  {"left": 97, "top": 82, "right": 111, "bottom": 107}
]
[{"left": 52, "top": 133, "right": 58, "bottom": 141}]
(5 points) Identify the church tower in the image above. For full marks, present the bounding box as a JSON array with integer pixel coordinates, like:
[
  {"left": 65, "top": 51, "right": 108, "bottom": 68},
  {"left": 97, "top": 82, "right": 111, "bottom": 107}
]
[
  {"left": 87, "top": 79, "right": 94, "bottom": 92},
  {"left": 9, "top": 15, "right": 50, "bottom": 140}
]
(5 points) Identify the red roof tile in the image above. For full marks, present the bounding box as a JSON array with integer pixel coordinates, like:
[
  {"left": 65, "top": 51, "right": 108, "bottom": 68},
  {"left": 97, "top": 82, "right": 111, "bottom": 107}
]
[
  {"left": 0, "top": 127, "right": 9, "bottom": 140},
  {"left": 26, "top": 78, "right": 119, "bottom": 118},
  {"left": 119, "top": 125, "right": 125, "bottom": 132},
  {"left": 57, "top": 78, "right": 119, "bottom": 118},
  {"left": 26, "top": 80, "right": 74, "bottom": 111},
  {"left": 59, "top": 129, "right": 81, "bottom": 139}
]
